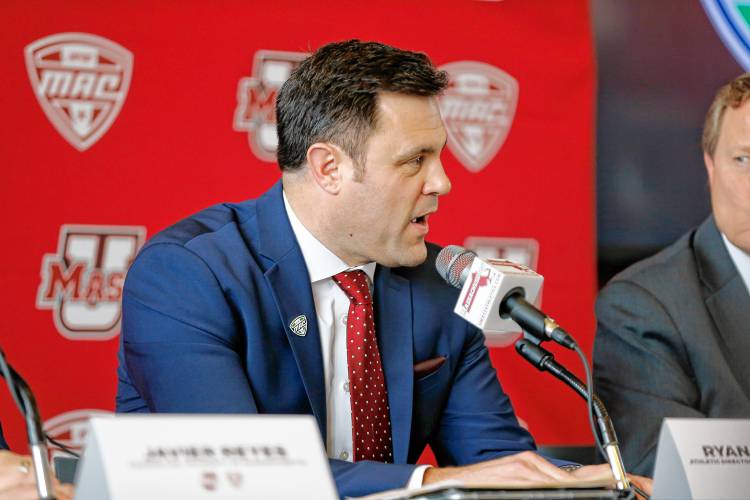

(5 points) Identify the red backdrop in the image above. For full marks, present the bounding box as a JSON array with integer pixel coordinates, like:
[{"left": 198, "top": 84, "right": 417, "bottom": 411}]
[{"left": 0, "top": 0, "right": 596, "bottom": 456}]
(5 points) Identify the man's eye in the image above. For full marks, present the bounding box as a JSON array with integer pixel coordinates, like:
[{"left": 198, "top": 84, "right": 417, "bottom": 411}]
[
  {"left": 410, "top": 156, "right": 424, "bottom": 166},
  {"left": 735, "top": 155, "right": 750, "bottom": 165}
]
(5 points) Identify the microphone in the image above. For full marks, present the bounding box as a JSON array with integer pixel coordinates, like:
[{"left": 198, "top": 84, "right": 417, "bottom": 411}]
[
  {"left": 436, "top": 245, "right": 576, "bottom": 350},
  {"left": 0, "top": 348, "right": 55, "bottom": 499}
]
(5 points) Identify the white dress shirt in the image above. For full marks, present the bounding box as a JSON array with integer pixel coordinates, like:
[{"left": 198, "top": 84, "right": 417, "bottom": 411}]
[
  {"left": 721, "top": 233, "right": 750, "bottom": 295},
  {"left": 283, "top": 192, "right": 428, "bottom": 488}
]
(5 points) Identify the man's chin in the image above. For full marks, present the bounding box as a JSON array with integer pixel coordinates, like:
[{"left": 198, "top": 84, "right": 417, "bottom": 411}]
[
  {"left": 732, "top": 229, "right": 750, "bottom": 254},
  {"left": 395, "top": 244, "right": 428, "bottom": 268}
]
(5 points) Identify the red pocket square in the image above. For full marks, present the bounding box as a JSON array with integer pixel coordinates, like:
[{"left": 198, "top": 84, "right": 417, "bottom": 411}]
[{"left": 413, "top": 356, "right": 446, "bottom": 378}]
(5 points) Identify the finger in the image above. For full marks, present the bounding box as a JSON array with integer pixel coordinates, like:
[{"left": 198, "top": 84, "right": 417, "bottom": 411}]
[
  {"left": 55, "top": 482, "right": 76, "bottom": 500},
  {"left": 570, "top": 463, "right": 615, "bottom": 482},
  {"left": 627, "top": 474, "right": 653, "bottom": 496},
  {"left": 0, "top": 463, "right": 36, "bottom": 492},
  {"left": 0, "top": 452, "right": 32, "bottom": 471},
  {"left": 0, "top": 483, "right": 41, "bottom": 500},
  {"left": 0, "top": 452, "right": 14, "bottom": 467}
]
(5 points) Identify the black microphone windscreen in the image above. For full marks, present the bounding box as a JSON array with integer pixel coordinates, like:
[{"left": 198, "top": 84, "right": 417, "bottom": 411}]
[{"left": 435, "top": 245, "right": 476, "bottom": 288}]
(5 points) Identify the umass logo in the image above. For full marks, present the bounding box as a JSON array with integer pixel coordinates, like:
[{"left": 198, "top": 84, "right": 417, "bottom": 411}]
[
  {"left": 702, "top": 0, "right": 750, "bottom": 69},
  {"left": 233, "top": 50, "right": 307, "bottom": 162},
  {"left": 36, "top": 224, "right": 146, "bottom": 340}
]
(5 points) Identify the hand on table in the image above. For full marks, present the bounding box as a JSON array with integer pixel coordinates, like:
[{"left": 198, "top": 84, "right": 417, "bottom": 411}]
[
  {"left": 424, "top": 451, "right": 571, "bottom": 487},
  {"left": 423, "top": 451, "right": 652, "bottom": 498},
  {"left": 0, "top": 450, "right": 74, "bottom": 500}
]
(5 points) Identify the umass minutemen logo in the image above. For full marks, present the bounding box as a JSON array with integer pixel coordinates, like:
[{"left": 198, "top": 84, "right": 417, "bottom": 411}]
[
  {"left": 233, "top": 50, "right": 307, "bottom": 161},
  {"left": 24, "top": 33, "right": 133, "bottom": 151},
  {"left": 702, "top": 0, "right": 750, "bottom": 70},
  {"left": 36, "top": 225, "right": 146, "bottom": 340},
  {"left": 438, "top": 61, "right": 518, "bottom": 173}
]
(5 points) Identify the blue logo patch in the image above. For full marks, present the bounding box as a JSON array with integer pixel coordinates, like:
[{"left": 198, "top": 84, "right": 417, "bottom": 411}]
[{"left": 702, "top": 0, "right": 750, "bottom": 70}]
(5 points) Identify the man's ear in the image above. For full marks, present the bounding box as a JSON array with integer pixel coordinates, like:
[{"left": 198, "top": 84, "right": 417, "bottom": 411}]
[
  {"left": 307, "top": 142, "right": 342, "bottom": 194},
  {"left": 704, "top": 151, "right": 715, "bottom": 185}
]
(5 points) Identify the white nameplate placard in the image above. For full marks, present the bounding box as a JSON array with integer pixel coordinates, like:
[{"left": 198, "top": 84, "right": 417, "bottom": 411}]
[
  {"left": 653, "top": 418, "right": 750, "bottom": 500},
  {"left": 74, "top": 414, "right": 337, "bottom": 500}
]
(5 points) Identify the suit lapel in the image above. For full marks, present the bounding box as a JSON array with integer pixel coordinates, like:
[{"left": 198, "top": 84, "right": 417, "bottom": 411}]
[
  {"left": 695, "top": 217, "right": 750, "bottom": 397},
  {"left": 256, "top": 182, "right": 327, "bottom": 439},
  {"left": 705, "top": 283, "right": 750, "bottom": 394},
  {"left": 374, "top": 266, "right": 414, "bottom": 464}
]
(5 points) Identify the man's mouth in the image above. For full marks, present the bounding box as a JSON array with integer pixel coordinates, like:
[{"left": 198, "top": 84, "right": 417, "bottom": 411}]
[
  {"left": 409, "top": 211, "right": 434, "bottom": 235},
  {"left": 410, "top": 214, "right": 429, "bottom": 225}
]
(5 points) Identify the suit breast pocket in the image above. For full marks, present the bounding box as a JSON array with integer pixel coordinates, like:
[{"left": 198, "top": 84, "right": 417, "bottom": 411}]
[
  {"left": 412, "top": 356, "right": 451, "bottom": 445},
  {"left": 414, "top": 358, "right": 450, "bottom": 394},
  {"left": 414, "top": 356, "right": 451, "bottom": 403}
]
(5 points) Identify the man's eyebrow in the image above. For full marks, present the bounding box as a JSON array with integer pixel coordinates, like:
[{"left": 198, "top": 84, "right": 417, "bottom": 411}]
[{"left": 394, "top": 146, "right": 435, "bottom": 162}]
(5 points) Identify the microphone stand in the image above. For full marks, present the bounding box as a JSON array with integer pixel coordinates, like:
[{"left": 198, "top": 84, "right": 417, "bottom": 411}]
[
  {"left": 0, "top": 349, "right": 55, "bottom": 499},
  {"left": 514, "top": 337, "right": 631, "bottom": 491}
]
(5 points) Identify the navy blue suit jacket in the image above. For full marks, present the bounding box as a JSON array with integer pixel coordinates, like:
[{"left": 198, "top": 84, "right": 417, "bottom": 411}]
[{"left": 116, "top": 181, "right": 545, "bottom": 498}]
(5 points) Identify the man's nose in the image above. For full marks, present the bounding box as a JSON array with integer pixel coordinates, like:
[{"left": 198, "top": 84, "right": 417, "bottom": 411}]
[{"left": 425, "top": 160, "right": 451, "bottom": 196}]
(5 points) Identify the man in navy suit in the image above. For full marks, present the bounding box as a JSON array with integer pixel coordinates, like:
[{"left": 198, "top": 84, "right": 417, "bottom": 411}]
[{"left": 116, "top": 40, "right": 632, "bottom": 498}]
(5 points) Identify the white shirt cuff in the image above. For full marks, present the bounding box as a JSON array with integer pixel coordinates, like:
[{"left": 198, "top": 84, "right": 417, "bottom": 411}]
[{"left": 406, "top": 465, "right": 432, "bottom": 489}]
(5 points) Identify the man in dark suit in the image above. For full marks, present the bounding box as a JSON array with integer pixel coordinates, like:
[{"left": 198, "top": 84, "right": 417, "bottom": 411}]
[
  {"left": 594, "top": 73, "right": 750, "bottom": 476},
  {"left": 117, "top": 40, "right": 633, "bottom": 498}
]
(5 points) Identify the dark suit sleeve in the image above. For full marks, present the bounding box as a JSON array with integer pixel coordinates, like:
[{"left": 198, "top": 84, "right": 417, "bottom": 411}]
[
  {"left": 329, "top": 459, "right": 416, "bottom": 498},
  {"left": 594, "top": 279, "right": 705, "bottom": 476},
  {"left": 431, "top": 324, "right": 574, "bottom": 467},
  {"left": 119, "top": 243, "right": 257, "bottom": 413}
]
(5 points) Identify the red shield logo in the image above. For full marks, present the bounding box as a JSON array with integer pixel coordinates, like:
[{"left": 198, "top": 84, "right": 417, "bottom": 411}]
[
  {"left": 44, "top": 409, "right": 112, "bottom": 459},
  {"left": 24, "top": 33, "right": 133, "bottom": 151},
  {"left": 463, "top": 236, "right": 539, "bottom": 271},
  {"left": 464, "top": 235, "right": 541, "bottom": 309},
  {"left": 438, "top": 61, "right": 519, "bottom": 173},
  {"left": 36, "top": 224, "right": 146, "bottom": 340},
  {"left": 233, "top": 50, "right": 308, "bottom": 162}
]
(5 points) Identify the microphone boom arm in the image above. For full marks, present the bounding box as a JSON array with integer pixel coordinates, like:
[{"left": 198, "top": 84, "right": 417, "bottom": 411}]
[
  {"left": 0, "top": 349, "right": 56, "bottom": 500},
  {"left": 514, "top": 338, "right": 630, "bottom": 491}
]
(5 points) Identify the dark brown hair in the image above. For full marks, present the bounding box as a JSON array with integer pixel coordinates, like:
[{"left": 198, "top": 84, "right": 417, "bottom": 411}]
[{"left": 276, "top": 39, "right": 448, "bottom": 172}]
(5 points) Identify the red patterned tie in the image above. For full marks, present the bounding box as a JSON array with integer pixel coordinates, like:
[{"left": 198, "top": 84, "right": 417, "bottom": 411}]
[{"left": 332, "top": 270, "right": 393, "bottom": 463}]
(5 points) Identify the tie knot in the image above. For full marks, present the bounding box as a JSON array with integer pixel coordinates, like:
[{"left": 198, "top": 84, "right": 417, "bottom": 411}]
[{"left": 332, "top": 270, "right": 372, "bottom": 304}]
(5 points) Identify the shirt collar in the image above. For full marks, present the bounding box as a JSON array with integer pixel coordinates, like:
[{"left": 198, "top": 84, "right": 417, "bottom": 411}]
[
  {"left": 721, "top": 233, "right": 750, "bottom": 295},
  {"left": 283, "top": 190, "right": 376, "bottom": 284}
]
